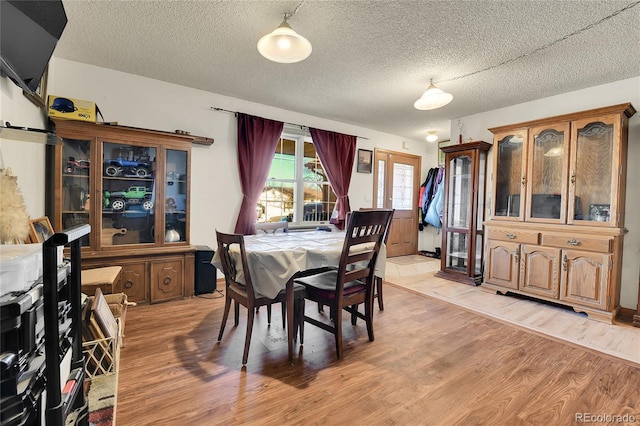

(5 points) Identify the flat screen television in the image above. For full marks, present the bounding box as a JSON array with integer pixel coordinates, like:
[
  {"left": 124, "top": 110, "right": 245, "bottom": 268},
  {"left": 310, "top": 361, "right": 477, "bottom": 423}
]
[{"left": 0, "top": 1, "right": 67, "bottom": 94}]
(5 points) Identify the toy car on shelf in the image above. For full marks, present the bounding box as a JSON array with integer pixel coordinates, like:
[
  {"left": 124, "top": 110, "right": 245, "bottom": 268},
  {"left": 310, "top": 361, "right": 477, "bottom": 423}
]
[
  {"left": 65, "top": 157, "right": 90, "bottom": 174},
  {"left": 104, "top": 157, "right": 151, "bottom": 177},
  {"left": 104, "top": 186, "right": 153, "bottom": 211}
]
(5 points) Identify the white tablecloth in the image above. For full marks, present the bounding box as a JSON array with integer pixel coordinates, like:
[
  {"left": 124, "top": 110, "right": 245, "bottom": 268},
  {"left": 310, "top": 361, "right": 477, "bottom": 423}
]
[{"left": 211, "top": 230, "right": 386, "bottom": 299}]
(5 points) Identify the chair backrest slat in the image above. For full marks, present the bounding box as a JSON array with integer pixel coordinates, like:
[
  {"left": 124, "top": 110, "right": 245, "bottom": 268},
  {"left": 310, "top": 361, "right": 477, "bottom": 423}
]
[
  {"left": 216, "top": 230, "right": 256, "bottom": 299},
  {"left": 335, "top": 209, "right": 394, "bottom": 298}
]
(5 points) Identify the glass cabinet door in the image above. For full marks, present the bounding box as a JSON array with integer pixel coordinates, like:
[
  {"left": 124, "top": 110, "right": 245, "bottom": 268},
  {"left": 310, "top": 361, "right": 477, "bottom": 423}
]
[
  {"left": 61, "top": 138, "right": 92, "bottom": 247},
  {"left": 526, "top": 123, "right": 570, "bottom": 223},
  {"left": 102, "top": 142, "right": 157, "bottom": 246},
  {"left": 568, "top": 115, "right": 616, "bottom": 225},
  {"left": 164, "top": 149, "right": 188, "bottom": 243},
  {"left": 445, "top": 154, "right": 472, "bottom": 273},
  {"left": 493, "top": 130, "right": 527, "bottom": 220}
]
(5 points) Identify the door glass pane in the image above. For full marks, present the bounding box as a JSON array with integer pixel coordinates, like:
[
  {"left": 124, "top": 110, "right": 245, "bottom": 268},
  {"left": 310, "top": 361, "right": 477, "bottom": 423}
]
[
  {"left": 494, "top": 134, "right": 524, "bottom": 217},
  {"left": 62, "top": 138, "right": 91, "bottom": 247},
  {"left": 392, "top": 163, "right": 413, "bottom": 210},
  {"left": 530, "top": 128, "right": 564, "bottom": 219},
  {"left": 165, "top": 149, "right": 187, "bottom": 243},
  {"left": 446, "top": 232, "right": 468, "bottom": 272},
  {"left": 477, "top": 151, "right": 486, "bottom": 230},
  {"left": 574, "top": 121, "right": 613, "bottom": 222},
  {"left": 102, "top": 142, "right": 156, "bottom": 245},
  {"left": 447, "top": 155, "right": 471, "bottom": 229},
  {"left": 376, "top": 159, "right": 385, "bottom": 208}
]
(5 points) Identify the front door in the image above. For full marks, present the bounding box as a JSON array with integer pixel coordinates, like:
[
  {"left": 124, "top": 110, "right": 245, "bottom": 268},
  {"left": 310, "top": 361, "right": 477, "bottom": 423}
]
[{"left": 373, "top": 149, "right": 421, "bottom": 257}]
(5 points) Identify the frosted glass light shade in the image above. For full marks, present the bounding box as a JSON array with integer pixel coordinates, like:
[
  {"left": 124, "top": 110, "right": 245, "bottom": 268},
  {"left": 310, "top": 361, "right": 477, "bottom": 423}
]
[
  {"left": 414, "top": 82, "right": 453, "bottom": 110},
  {"left": 257, "top": 21, "right": 312, "bottom": 63},
  {"left": 426, "top": 132, "right": 438, "bottom": 142}
]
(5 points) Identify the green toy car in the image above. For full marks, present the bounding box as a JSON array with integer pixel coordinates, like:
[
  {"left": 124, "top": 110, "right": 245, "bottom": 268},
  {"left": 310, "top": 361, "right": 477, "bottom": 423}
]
[{"left": 104, "top": 186, "right": 153, "bottom": 211}]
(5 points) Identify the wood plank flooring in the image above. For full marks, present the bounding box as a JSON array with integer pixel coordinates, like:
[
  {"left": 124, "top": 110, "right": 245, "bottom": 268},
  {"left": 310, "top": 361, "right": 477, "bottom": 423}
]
[
  {"left": 386, "top": 255, "right": 640, "bottom": 364},
  {"left": 117, "top": 283, "right": 640, "bottom": 425}
]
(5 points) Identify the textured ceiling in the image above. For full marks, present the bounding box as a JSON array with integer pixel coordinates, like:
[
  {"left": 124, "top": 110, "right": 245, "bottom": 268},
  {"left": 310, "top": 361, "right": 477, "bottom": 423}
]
[{"left": 53, "top": 0, "right": 640, "bottom": 142}]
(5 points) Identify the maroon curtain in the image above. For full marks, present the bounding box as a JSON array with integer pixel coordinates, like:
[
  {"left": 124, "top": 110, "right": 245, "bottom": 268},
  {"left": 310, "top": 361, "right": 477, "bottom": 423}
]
[
  {"left": 234, "top": 113, "right": 284, "bottom": 235},
  {"left": 309, "top": 128, "right": 357, "bottom": 230}
]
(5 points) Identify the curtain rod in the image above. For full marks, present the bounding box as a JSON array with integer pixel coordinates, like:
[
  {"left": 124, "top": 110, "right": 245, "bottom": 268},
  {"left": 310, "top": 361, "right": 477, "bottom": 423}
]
[{"left": 210, "top": 107, "right": 369, "bottom": 140}]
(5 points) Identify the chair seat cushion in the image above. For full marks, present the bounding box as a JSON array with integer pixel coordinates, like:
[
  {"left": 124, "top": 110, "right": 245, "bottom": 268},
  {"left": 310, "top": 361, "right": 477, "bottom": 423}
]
[{"left": 294, "top": 270, "right": 365, "bottom": 300}]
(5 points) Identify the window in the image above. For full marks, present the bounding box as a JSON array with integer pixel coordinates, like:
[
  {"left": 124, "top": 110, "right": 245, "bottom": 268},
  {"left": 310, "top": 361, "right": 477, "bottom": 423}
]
[{"left": 258, "top": 133, "right": 336, "bottom": 225}]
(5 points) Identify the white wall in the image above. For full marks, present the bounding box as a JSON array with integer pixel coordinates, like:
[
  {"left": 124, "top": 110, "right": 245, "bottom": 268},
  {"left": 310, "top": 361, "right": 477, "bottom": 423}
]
[
  {"left": 451, "top": 77, "right": 640, "bottom": 310},
  {"left": 1, "top": 57, "right": 441, "bottom": 250},
  {"left": 0, "top": 75, "right": 48, "bottom": 218}
]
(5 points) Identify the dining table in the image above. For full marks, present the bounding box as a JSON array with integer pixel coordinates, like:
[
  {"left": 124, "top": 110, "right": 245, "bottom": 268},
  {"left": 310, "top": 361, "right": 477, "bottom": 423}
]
[{"left": 210, "top": 229, "right": 386, "bottom": 361}]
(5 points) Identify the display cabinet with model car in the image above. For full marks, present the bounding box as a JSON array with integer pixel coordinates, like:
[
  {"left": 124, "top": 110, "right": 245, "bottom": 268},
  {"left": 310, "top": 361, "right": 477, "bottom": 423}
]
[
  {"left": 483, "top": 103, "right": 636, "bottom": 323},
  {"left": 48, "top": 119, "right": 196, "bottom": 304},
  {"left": 435, "top": 141, "right": 491, "bottom": 286}
]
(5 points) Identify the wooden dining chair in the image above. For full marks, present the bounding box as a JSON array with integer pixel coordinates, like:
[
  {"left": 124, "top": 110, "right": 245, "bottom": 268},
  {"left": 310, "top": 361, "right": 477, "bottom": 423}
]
[
  {"left": 215, "top": 230, "right": 305, "bottom": 364},
  {"left": 360, "top": 208, "right": 394, "bottom": 310},
  {"left": 293, "top": 209, "right": 393, "bottom": 359},
  {"left": 254, "top": 221, "right": 289, "bottom": 234}
]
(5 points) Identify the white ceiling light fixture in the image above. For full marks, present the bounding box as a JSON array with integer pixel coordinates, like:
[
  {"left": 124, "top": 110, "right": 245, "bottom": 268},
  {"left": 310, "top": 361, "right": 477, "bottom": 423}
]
[
  {"left": 414, "top": 79, "right": 453, "bottom": 110},
  {"left": 257, "top": 1, "right": 311, "bottom": 64},
  {"left": 426, "top": 131, "right": 438, "bottom": 142}
]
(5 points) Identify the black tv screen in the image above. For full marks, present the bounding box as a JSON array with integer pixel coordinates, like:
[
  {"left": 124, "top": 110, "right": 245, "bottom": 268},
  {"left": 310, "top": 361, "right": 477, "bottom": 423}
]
[{"left": 0, "top": 1, "right": 67, "bottom": 94}]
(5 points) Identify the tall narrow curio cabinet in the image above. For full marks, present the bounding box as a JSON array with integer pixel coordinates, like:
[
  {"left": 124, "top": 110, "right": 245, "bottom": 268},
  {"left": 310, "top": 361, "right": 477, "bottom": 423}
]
[
  {"left": 483, "top": 103, "right": 636, "bottom": 323},
  {"left": 48, "top": 118, "right": 196, "bottom": 304},
  {"left": 435, "top": 141, "right": 491, "bottom": 285}
]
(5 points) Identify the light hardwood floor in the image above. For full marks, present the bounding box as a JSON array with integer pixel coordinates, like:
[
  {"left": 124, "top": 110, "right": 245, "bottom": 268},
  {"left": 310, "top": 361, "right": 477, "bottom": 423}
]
[
  {"left": 116, "top": 263, "right": 640, "bottom": 425},
  {"left": 385, "top": 255, "right": 640, "bottom": 364}
]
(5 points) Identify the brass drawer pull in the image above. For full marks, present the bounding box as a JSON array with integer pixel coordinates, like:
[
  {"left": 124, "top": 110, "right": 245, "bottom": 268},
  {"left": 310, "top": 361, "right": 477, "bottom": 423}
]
[
  {"left": 124, "top": 279, "right": 134, "bottom": 289},
  {"left": 567, "top": 239, "right": 581, "bottom": 246},
  {"left": 505, "top": 233, "right": 516, "bottom": 239},
  {"left": 163, "top": 276, "right": 172, "bottom": 285}
]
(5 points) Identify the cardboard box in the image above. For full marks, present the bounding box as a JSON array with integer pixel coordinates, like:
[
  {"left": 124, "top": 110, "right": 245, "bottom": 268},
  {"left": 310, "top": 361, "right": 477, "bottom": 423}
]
[{"left": 47, "top": 95, "right": 97, "bottom": 122}]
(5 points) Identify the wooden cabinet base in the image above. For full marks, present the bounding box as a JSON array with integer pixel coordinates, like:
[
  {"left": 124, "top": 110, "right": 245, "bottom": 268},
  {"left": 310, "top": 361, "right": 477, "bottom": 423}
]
[
  {"left": 481, "top": 282, "right": 619, "bottom": 324},
  {"left": 83, "top": 248, "right": 195, "bottom": 304}
]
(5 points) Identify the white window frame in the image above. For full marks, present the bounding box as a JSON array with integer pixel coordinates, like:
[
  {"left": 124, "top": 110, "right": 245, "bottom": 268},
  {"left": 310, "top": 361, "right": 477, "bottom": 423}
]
[{"left": 259, "top": 129, "right": 334, "bottom": 227}]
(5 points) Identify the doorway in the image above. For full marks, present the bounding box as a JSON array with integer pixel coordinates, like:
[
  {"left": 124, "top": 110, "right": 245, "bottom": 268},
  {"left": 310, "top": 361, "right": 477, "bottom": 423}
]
[{"left": 373, "top": 149, "right": 421, "bottom": 257}]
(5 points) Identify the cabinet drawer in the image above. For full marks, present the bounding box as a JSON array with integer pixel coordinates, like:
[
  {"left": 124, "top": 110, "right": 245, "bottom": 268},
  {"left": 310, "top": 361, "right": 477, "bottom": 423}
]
[
  {"left": 486, "top": 228, "right": 540, "bottom": 244},
  {"left": 541, "top": 233, "right": 612, "bottom": 253}
]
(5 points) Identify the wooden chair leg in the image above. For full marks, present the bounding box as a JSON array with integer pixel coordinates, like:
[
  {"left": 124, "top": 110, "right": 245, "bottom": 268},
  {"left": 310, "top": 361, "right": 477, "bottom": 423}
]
[
  {"left": 351, "top": 304, "right": 358, "bottom": 325},
  {"left": 242, "top": 303, "right": 255, "bottom": 365},
  {"left": 234, "top": 300, "right": 240, "bottom": 326},
  {"left": 365, "top": 292, "right": 374, "bottom": 342},
  {"left": 281, "top": 302, "right": 286, "bottom": 329},
  {"left": 218, "top": 294, "right": 232, "bottom": 341},
  {"left": 334, "top": 306, "right": 343, "bottom": 360},
  {"left": 376, "top": 277, "right": 384, "bottom": 310},
  {"left": 298, "top": 298, "right": 305, "bottom": 344},
  {"left": 267, "top": 304, "right": 272, "bottom": 324}
]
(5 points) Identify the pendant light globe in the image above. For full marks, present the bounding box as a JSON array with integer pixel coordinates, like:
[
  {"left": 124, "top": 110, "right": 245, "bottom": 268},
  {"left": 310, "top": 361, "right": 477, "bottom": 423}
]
[{"left": 258, "top": 19, "right": 312, "bottom": 63}]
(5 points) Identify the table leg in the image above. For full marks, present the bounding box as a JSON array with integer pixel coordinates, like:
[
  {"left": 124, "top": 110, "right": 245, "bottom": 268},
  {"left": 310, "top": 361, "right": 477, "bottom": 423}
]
[{"left": 286, "top": 278, "right": 294, "bottom": 362}]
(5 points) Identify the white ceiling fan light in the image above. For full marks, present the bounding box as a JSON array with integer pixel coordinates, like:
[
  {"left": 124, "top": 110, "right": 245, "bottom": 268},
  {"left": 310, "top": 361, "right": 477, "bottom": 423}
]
[
  {"left": 414, "top": 79, "right": 453, "bottom": 110},
  {"left": 257, "top": 14, "right": 312, "bottom": 63}
]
